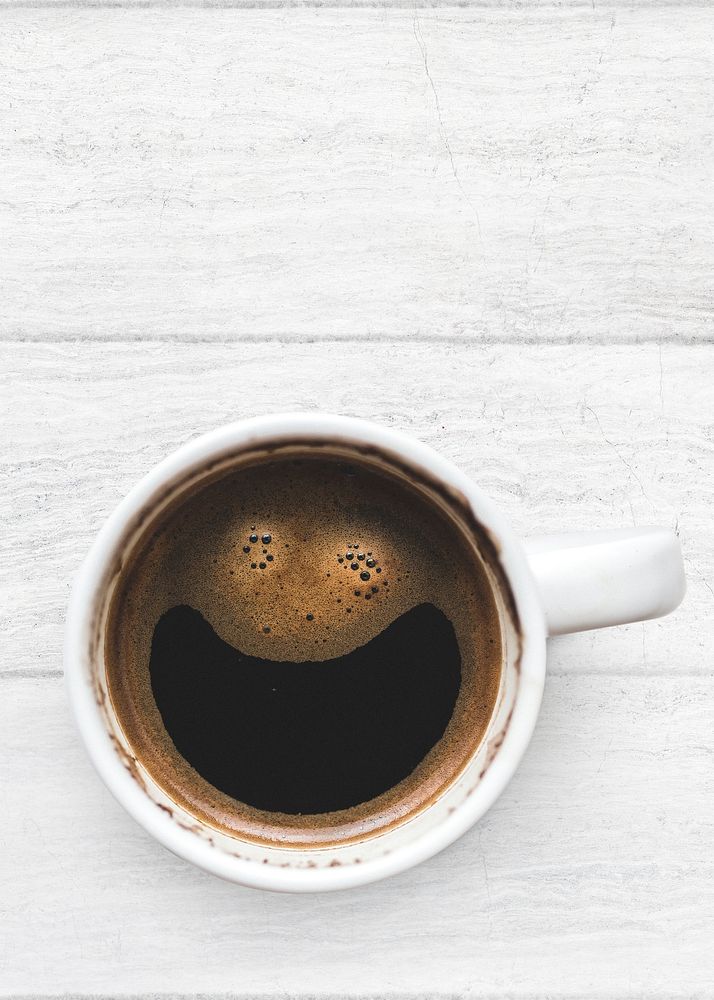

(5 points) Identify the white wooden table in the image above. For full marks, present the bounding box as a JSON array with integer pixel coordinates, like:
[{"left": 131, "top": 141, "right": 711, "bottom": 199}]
[{"left": 2, "top": 2, "right": 713, "bottom": 996}]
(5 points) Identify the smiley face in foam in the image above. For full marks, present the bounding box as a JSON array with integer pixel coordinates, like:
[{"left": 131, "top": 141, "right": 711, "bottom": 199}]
[{"left": 106, "top": 454, "right": 502, "bottom": 845}]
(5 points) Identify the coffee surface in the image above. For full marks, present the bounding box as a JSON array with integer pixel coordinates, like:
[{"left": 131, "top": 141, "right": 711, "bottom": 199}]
[
  {"left": 106, "top": 454, "right": 502, "bottom": 846},
  {"left": 150, "top": 602, "right": 461, "bottom": 814}
]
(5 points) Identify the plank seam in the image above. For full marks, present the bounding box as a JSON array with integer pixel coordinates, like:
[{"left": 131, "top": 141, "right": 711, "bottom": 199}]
[
  {"left": 1, "top": 0, "right": 710, "bottom": 7},
  {"left": 0, "top": 334, "right": 712, "bottom": 346},
  {"left": 4, "top": 994, "right": 713, "bottom": 999}
]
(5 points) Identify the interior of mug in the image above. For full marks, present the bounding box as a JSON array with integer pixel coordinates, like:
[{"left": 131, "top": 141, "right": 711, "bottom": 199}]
[{"left": 85, "top": 434, "right": 524, "bottom": 869}]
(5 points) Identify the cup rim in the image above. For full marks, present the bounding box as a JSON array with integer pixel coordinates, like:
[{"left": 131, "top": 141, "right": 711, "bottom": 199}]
[{"left": 65, "top": 413, "right": 546, "bottom": 892}]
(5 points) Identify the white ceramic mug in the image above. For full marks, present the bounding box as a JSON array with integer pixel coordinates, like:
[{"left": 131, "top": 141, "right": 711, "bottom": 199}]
[{"left": 65, "top": 414, "right": 685, "bottom": 892}]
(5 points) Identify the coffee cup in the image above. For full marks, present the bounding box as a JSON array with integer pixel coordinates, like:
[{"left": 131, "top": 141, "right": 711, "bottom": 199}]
[{"left": 65, "top": 414, "right": 685, "bottom": 891}]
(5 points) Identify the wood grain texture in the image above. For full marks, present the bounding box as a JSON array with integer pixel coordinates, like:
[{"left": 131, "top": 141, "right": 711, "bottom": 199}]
[
  {"left": 1, "top": 675, "right": 713, "bottom": 995},
  {"left": 2, "top": 3, "right": 712, "bottom": 996},
  {"left": 3, "top": 341, "right": 711, "bottom": 680},
  {"left": 1, "top": 7, "right": 712, "bottom": 343},
  {"left": 6, "top": 0, "right": 714, "bottom": 7}
]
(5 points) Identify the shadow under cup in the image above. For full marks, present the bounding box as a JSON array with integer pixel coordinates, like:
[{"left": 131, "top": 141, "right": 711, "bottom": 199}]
[{"left": 89, "top": 437, "right": 524, "bottom": 867}]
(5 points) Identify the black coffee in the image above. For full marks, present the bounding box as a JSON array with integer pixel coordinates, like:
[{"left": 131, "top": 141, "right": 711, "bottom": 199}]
[
  {"left": 150, "top": 603, "right": 460, "bottom": 814},
  {"left": 106, "top": 449, "right": 502, "bottom": 846}
]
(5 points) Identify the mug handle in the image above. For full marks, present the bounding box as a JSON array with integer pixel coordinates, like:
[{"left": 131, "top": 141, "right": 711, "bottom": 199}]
[{"left": 524, "top": 527, "right": 686, "bottom": 636}]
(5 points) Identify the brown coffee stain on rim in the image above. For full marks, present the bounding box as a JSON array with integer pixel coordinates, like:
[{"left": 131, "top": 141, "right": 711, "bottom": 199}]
[
  {"left": 106, "top": 731, "right": 147, "bottom": 794},
  {"left": 84, "top": 431, "right": 524, "bottom": 864}
]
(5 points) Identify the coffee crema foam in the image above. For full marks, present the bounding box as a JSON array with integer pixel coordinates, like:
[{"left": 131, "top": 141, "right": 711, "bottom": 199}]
[{"left": 106, "top": 452, "right": 503, "bottom": 847}]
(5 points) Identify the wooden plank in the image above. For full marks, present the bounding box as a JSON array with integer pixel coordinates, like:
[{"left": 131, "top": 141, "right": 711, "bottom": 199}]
[
  {"left": 1, "top": 340, "right": 711, "bottom": 679},
  {"left": 0, "top": 7, "right": 711, "bottom": 343},
  {"left": 1, "top": 674, "right": 712, "bottom": 994},
  {"left": 5, "top": 0, "right": 713, "bottom": 7}
]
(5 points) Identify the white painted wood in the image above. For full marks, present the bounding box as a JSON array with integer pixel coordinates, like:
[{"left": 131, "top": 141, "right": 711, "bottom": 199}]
[
  {"left": 2, "top": 0, "right": 701, "bottom": 7},
  {"left": 1, "top": 675, "right": 712, "bottom": 994},
  {"left": 0, "top": 7, "right": 711, "bottom": 344},
  {"left": 1, "top": 1, "right": 712, "bottom": 994},
  {"left": 2, "top": 341, "right": 711, "bottom": 680}
]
